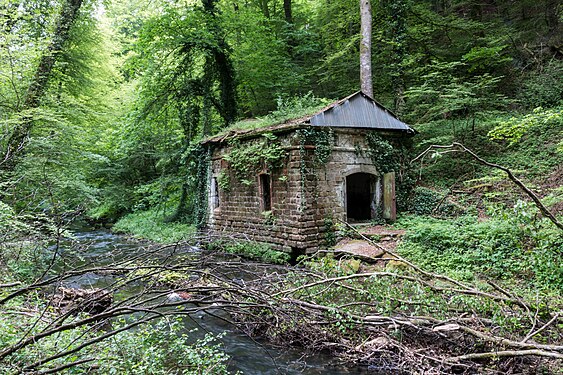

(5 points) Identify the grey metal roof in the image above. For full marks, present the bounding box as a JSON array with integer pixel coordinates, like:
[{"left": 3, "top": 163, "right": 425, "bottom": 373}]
[{"left": 307, "top": 91, "right": 415, "bottom": 134}]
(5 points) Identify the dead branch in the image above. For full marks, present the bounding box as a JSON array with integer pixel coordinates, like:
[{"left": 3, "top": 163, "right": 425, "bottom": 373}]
[
  {"left": 522, "top": 313, "right": 561, "bottom": 343},
  {"left": 339, "top": 220, "right": 533, "bottom": 311},
  {"left": 412, "top": 142, "right": 563, "bottom": 230},
  {"left": 37, "top": 357, "right": 97, "bottom": 375},
  {"left": 450, "top": 349, "right": 563, "bottom": 361}
]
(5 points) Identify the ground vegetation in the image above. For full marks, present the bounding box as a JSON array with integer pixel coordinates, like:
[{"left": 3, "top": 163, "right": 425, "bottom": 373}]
[{"left": 0, "top": 0, "right": 562, "bottom": 372}]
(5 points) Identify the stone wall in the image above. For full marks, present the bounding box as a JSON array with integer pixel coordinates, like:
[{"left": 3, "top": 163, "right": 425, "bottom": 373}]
[{"left": 207, "top": 128, "right": 393, "bottom": 253}]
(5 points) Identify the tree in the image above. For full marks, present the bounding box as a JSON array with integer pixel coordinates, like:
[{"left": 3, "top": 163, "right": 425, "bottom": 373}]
[
  {"left": 359, "top": 0, "right": 373, "bottom": 98},
  {"left": 283, "top": 0, "right": 292, "bottom": 24},
  {"left": 1, "top": 0, "right": 85, "bottom": 168}
]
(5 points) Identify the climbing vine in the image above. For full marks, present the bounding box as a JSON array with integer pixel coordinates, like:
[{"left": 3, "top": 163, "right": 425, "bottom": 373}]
[
  {"left": 217, "top": 170, "right": 231, "bottom": 193},
  {"left": 222, "top": 133, "right": 286, "bottom": 186},
  {"left": 365, "top": 133, "right": 414, "bottom": 212},
  {"left": 188, "top": 144, "right": 211, "bottom": 228},
  {"left": 365, "top": 133, "right": 400, "bottom": 174},
  {"left": 296, "top": 127, "right": 335, "bottom": 165}
]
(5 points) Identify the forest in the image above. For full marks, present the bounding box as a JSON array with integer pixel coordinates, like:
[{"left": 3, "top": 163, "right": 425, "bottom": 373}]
[{"left": 0, "top": 0, "right": 562, "bottom": 373}]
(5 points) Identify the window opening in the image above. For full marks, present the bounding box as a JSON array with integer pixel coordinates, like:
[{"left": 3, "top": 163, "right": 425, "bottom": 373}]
[
  {"left": 211, "top": 177, "right": 220, "bottom": 209},
  {"left": 260, "top": 174, "right": 271, "bottom": 211}
]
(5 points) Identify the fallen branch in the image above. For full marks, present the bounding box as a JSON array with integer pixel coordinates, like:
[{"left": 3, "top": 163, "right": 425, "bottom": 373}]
[
  {"left": 450, "top": 349, "right": 563, "bottom": 362},
  {"left": 412, "top": 142, "right": 563, "bottom": 230}
]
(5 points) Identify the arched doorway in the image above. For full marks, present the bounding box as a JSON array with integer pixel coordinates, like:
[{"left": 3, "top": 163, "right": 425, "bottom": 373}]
[{"left": 346, "top": 173, "right": 378, "bottom": 222}]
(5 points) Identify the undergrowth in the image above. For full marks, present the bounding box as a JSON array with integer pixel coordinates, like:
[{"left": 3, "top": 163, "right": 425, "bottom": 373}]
[
  {"left": 395, "top": 212, "right": 563, "bottom": 293},
  {"left": 0, "top": 315, "right": 230, "bottom": 374},
  {"left": 112, "top": 209, "right": 195, "bottom": 243},
  {"left": 211, "top": 93, "right": 332, "bottom": 137},
  {"left": 206, "top": 239, "right": 291, "bottom": 264},
  {"left": 412, "top": 107, "right": 563, "bottom": 186}
]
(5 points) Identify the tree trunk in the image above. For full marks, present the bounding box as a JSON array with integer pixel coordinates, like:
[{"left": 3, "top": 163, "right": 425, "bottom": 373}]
[
  {"left": 2, "top": 0, "right": 84, "bottom": 168},
  {"left": 359, "top": 0, "right": 373, "bottom": 98},
  {"left": 261, "top": 0, "right": 271, "bottom": 18},
  {"left": 283, "top": 0, "right": 292, "bottom": 24}
]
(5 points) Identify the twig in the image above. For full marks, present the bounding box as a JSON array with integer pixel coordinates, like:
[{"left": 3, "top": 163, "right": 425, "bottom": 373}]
[
  {"left": 37, "top": 357, "right": 97, "bottom": 374},
  {"left": 412, "top": 142, "right": 563, "bottom": 231},
  {"left": 522, "top": 312, "right": 560, "bottom": 343}
]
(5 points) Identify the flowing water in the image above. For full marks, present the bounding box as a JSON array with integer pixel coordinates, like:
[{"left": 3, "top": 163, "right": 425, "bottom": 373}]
[{"left": 55, "top": 228, "right": 371, "bottom": 374}]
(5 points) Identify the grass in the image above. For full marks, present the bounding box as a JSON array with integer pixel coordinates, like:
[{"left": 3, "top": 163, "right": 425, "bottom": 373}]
[{"left": 112, "top": 209, "right": 195, "bottom": 243}]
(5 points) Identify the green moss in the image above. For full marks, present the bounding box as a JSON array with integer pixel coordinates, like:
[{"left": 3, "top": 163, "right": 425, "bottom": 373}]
[{"left": 210, "top": 94, "right": 332, "bottom": 137}]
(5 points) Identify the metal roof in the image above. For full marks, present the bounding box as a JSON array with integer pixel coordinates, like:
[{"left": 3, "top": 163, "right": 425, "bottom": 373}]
[
  {"left": 307, "top": 91, "right": 415, "bottom": 134},
  {"left": 202, "top": 91, "right": 415, "bottom": 144}
]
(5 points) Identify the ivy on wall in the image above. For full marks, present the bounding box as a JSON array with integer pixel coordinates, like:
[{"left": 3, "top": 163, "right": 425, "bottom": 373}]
[
  {"left": 190, "top": 144, "right": 211, "bottom": 228},
  {"left": 222, "top": 132, "right": 287, "bottom": 186},
  {"left": 365, "top": 133, "right": 414, "bottom": 212}
]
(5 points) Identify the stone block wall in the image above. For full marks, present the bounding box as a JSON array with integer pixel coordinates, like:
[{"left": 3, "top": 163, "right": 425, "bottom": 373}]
[{"left": 207, "top": 128, "right": 390, "bottom": 253}]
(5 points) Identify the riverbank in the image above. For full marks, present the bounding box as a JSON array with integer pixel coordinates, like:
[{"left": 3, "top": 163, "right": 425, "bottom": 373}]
[{"left": 108, "top": 207, "right": 563, "bottom": 373}]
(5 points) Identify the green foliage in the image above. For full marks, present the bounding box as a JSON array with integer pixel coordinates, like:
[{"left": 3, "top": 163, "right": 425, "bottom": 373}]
[
  {"left": 462, "top": 45, "right": 511, "bottom": 73},
  {"left": 396, "top": 212, "right": 563, "bottom": 291},
  {"left": 219, "top": 93, "right": 332, "bottom": 135},
  {"left": 96, "top": 319, "right": 230, "bottom": 375},
  {"left": 488, "top": 107, "right": 562, "bottom": 146},
  {"left": 294, "top": 127, "right": 335, "bottom": 210},
  {"left": 409, "top": 186, "right": 464, "bottom": 217},
  {"left": 404, "top": 62, "right": 508, "bottom": 123},
  {"left": 296, "top": 126, "right": 335, "bottom": 165},
  {"left": 519, "top": 60, "right": 563, "bottom": 109},
  {"left": 207, "top": 239, "right": 291, "bottom": 264},
  {"left": 190, "top": 144, "right": 211, "bottom": 228},
  {"left": 0, "top": 314, "right": 230, "bottom": 374},
  {"left": 223, "top": 133, "right": 286, "bottom": 185},
  {"left": 295, "top": 253, "right": 526, "bottom": 333},
  {"left": 365, "top": 133, "right": 414, "bottom": 213},
  {"left": 323, "top": 216, "right": 337, "bottom": 247},
  {"left": 216, "top": 170, "right": 230, "bottom": 192},
  {"left": 112, "top": 209, "right": 195, "bottom": 243},
  {"left": 365, "top": 133, "right": 401, "bottom": 174}
]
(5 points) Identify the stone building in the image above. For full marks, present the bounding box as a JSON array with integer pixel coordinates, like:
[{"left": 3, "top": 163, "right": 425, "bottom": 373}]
[{"left": 202, "top": 91, "right": 415, "bottom": 254}]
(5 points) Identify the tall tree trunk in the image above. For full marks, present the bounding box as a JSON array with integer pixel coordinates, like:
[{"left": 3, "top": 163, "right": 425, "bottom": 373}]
[
  {"left": 2, "top": 0, "right": 84, "bottom": 168},
  {"left": 359, "top": 0, "right": 373, "bottom": 98},
  {"left": 261, "top": 0, "right": 271, "bottom": 18},
  {"left": 283, "top": 0, "right": 292, "bottom": 24}
]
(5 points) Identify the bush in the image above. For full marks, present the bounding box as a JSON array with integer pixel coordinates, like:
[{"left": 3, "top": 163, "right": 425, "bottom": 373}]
[
  {"left": 519, "top": 61, "right": 563, "bottom": 109},
  {"left": 408, "top": 186, "right": 464, "bottom": 217},
  {"left": 0, "top": 314, "right": 231, "bottom": 374}
]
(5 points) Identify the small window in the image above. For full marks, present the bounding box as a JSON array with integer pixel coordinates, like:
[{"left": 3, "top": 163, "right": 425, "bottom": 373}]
[
  {"left": 259, "top": 174, "right": 271, "bottom": 211},
  {"left": 211, "top": 177, "right": 220, "bottom": 209}
]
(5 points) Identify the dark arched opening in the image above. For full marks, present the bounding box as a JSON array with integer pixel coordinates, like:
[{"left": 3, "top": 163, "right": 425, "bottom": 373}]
[{"left": 346, "top": 173, "right": 377, "bottom": 222}]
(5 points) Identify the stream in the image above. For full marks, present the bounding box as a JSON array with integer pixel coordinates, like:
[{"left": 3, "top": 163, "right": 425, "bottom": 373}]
[{"left": 54, "top": 228, "right": 371, "bottom": 374}]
